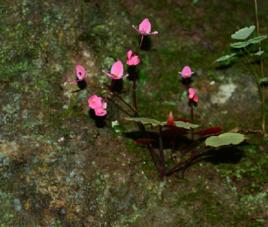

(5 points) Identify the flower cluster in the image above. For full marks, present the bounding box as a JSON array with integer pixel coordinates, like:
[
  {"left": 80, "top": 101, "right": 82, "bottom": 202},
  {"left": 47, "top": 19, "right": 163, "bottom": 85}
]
[
  {"left": 71, "top": 17, "right": 200, "bottom": 129},
  {"left": 70, "top": 18, "right": 159, "bottom": 126},
  {"left": 103, "top": 18, "right": 158, "bottom": 82}
]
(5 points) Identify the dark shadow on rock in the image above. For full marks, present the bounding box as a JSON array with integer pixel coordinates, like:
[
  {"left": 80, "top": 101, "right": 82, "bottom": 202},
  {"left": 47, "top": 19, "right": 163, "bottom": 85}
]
[
  {"left": 203, "top": 147, "right": 244, "bottom": 164},
  {"left": 166, "top": 146, "right": 245, "bottom": 177}
]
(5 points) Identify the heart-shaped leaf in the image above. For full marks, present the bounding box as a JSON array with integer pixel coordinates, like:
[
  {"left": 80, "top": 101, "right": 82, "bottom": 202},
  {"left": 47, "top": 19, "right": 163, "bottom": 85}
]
[
  {"left": 231, "top": 25, "right": 255, "bottom": 40},
  {"left": 205, "top": 132, "right": 245, "bottom": 147}
]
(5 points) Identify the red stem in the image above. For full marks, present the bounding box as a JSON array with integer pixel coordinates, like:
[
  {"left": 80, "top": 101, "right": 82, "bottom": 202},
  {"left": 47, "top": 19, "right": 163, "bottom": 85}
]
[
  {"left": 190, "top": 105, "right": 194, "bottom": 140},
  {"left": 140, "top": 35, "right": 144, "bottom": 48},
  {"left": 158, "top": 126, "right": 165, "bottom": 180},
  {"left": 132, "top": 80, "right": 137, "bottom": 115},
  {"left": 190, "top": 105, "right": 194, "bottom": 123}
]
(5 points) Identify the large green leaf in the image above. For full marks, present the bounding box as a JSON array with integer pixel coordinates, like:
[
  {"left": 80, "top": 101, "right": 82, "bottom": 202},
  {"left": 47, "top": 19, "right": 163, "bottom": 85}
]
[
  {"left": 205, "top": 133, "right": 245, "bottom": 147},
  {"left": 125, "top": 117, "right": 162, "bottom": 127},
  {"left": 230, "top": 35, "right": 267, "bottom": 49},
  {"left": 231, "top": 25, "right": 255, "bottom": 40},
  {"left": 173, "top": 121, "right": 199, "bottom": 129},
  {"left": 216, "top": 53, "right": 237, "bottom": 63}
]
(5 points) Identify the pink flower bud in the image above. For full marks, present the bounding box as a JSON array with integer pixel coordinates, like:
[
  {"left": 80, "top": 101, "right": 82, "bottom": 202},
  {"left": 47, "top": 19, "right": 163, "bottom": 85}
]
[
  {"left": 188, "top": 88, "right": 199, "bottom": 104},
  {"left": 179, "top": 66, "right": 194, "bottom": 79},
  {"left": 76, "top": 64, "right": 86, "bottom": 81}
]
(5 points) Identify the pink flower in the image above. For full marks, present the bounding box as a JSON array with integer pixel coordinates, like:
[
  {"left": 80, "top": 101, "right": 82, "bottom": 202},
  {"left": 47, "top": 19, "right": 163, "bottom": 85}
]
[
  {"left": 188, "top": 88, "right": 199, "bottom": 104},
  {"left": 126, "top": 50, "right": 141, "bottom": 66},
  {"left": 179, "top": 66, "right": 194, "bottom": 79},
  {"left": 88, "top": 95, "right": 107, "bottom": 117},
  {"left": 104, "top": 60, "right": 124, "bottom": 80},
  {"left": 88, "top": 95, "right": 103, "bottom": 109},
  {"left": 76, "top": 64, "right": 86, "bottom": 81},
  {"left": 132, "top": 18, "right": 159, "bottom": 36}
]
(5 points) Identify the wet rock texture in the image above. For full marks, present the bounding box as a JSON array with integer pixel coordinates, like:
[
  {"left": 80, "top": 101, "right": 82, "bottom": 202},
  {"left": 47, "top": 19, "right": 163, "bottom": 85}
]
[{"left": 1, "top": 0, "right": 268, "bottom": 226}]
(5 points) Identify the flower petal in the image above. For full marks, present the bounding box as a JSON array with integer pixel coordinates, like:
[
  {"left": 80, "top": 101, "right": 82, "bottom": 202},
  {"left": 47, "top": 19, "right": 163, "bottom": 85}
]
[
  {"left": 88, "top": 95, "right": 103, "bottom": 109},
  {"left": 127, "top": 55, "right": 140, "bottom": 66},
  {"left": 139, "top": 18, "right": 151, "bottom": 34},
  {"left": 111, "top": 60, "right": 124, "bottom": 78},
  {"left": 95, "top": 107, "right": 107, "bottom": 116},
  {"left": 76, "top": 64, "right": 86, "bottom": 80},
  {"left": 103, "top": 71, "right": 116, "bottom": 79},
  {"left": 188, "top": 88, "right": 196, "bottom": 99},
  {"left": 127, "top": 50, "right": 133, "bottom": 60}
]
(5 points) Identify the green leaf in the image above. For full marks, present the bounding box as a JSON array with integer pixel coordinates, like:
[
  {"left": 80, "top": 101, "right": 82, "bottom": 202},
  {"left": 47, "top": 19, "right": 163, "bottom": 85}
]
[
  {"left": 173, "top": 121, "right": 199, "bottom": 129},
  {"left": 259, "top": 77, "right": 268, "bottom": 85},
  {"left": 125, "top": 117, "right": 162, "bottom": 127},
  {"left": 254, "top": 50, "right": 264, "bottom": 56},
  {"left": 205, "top": 133, "right": 245, "bottom": 147},
  {"left": 230, "top": 35, "right": 267, "bottom": 49},
  {"left": 247, "top": 35, "right": 267, "bottom": 45},
  {"left": 231, "top": 25, "right": 255, "bottom": 40},
  {"left": 230, "top": 41, "right": 249, "bottom": 49},
  {"left": 216, "top": 53, "right": 237, "bottom": 63}
]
